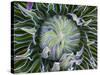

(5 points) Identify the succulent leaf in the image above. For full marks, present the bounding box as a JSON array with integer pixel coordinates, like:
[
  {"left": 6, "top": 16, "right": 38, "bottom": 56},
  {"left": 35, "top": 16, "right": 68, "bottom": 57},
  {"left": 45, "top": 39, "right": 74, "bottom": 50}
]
[{"left": 12, "top": 2, "right": 97, "bottom": 73}]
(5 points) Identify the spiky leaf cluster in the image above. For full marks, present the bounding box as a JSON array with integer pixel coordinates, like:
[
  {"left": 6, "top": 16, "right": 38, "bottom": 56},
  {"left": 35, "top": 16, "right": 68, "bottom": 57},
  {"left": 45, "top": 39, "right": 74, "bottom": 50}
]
[{"left": 12, "top": 1, "right": 97, "bottom": 73}]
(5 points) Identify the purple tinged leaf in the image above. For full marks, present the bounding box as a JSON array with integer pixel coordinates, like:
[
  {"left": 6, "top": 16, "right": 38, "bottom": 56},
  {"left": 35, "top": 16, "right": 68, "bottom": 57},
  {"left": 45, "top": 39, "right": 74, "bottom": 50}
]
[
  {"left": 51, "top": 45, "right": 57, "bottom": 60},
  {"left": 26, "top": 2, "right": 33, "bottom": 10},
  {"left": 89, "top": 57, "right": 96, "bottom": 68},
  {"left": 76, "top": 45, "right": 84, "bottom": 58}
]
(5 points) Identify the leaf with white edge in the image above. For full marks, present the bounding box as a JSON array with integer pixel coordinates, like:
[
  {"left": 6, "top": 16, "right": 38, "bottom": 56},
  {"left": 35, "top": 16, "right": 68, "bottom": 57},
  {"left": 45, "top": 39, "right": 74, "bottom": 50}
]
[
  {"left": 84, "top": 19, "right": 92, "bottom": 26},
  {"left": 20, "top": 27, "right": 36, "bottom": 35},
  {"left": 87, "top": 40, "right": 96, "bottom": 46}
]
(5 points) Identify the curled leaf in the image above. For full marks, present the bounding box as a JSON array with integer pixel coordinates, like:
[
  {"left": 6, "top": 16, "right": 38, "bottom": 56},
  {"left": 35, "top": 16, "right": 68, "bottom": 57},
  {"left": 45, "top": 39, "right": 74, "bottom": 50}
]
[
  {"left": 14, "top": 43, "right": 33, "bottom": 61},
  {"left": 51, "top": 62, "right": 60, "bottom": 71},
  {"left": 67, "top": 13, "right": 84, "bottom": 26},
  {"left": 60, "top": 53, "right": 75, "bottom": 70},
  {"left": 76, "top": 45, "right": 84, "bottom": 58},
  {"left": 41, "top": 47, "right": 50, "bottom": 59}
]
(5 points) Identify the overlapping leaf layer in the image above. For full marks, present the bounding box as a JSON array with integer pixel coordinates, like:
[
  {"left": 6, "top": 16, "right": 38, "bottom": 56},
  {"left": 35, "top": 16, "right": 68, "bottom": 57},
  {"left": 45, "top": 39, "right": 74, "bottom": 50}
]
[{"left": 12, "top": 2, "right": 97, "bottom": 73}]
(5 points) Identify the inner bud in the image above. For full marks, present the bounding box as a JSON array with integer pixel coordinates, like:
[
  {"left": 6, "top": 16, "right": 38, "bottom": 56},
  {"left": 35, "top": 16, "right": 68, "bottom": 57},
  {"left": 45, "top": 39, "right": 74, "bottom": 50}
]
[{"left": 40, "top": 15, "right": 80, "bottom": 60}]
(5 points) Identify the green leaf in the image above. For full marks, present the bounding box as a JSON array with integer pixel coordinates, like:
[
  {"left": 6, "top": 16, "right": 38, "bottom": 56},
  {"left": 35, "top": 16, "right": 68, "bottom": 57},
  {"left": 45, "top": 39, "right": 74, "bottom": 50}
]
[{"left": 20, "top": 27, "right": 36, "bottom": 35}]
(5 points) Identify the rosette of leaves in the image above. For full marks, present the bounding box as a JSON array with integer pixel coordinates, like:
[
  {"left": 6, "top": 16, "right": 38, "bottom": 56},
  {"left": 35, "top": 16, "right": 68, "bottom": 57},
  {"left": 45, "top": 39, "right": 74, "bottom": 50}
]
[{"left": 12, "top": 1, "right": 97, "bottom": 73}]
